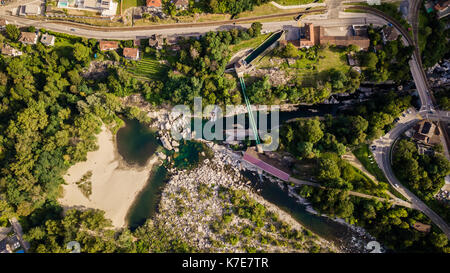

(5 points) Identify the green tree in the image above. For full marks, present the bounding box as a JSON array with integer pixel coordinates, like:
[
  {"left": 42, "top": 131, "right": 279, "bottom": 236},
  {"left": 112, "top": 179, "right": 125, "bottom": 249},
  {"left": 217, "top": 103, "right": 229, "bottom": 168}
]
[
  {"left": 5, "top": 24, "right": 20, "bottom": 41},
  {"left": 73, "top": 43, "right": 90, "bottom": 62}
]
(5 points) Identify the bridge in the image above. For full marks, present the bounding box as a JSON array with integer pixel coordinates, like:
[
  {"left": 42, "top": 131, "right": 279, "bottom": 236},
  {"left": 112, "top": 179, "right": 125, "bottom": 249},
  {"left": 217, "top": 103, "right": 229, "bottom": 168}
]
[{"left": 234, "top": 30, "right": 286, "bottom": 146}]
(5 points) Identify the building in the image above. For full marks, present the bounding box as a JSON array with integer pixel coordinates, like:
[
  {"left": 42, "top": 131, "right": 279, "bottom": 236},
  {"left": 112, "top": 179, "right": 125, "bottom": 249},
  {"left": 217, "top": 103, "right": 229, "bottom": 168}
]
[
  {"left": 99, "top": 40, "right": 119, "bottom": 51},
  {"left": 284, "top": 23, "right": 370, "bottom": 50},
  {"left": 123, "top": 47, "right": 140, "bottom": 60},
  {"left": 148, "top": 34, "right": 164, "bottom": 50},
  {"left": 381, "top": 25, "right": 399, "bottom": 44},
  {"left": 434, "top": 0, "right": 449, "bottom": 12},
  {"left": 366, "top": 0, "right": 381, "bottom": 5},
  {"left": 146, "top": 0, "right": 162, "bottom": 9},
  {"left": 18, "top": 4, "right": 41, "bottom": 16},
  {"left": 0, "top": 19, "right": 8, "bottom": 30},
  {"left": 57, "top": 0, "right": 118, "bottom": 17},
  {"left": 435, "top": 0, "right": 450, "bottom": 18},
  {"left": 299, "top": 23, "right": 315, "bottom": 48},
  {"left": 172, "top": 0, "right": 189, "bottom": 9},
  {"left": 0, "top": 235, "right": 21, "bottom": 253},
  {"left": 1, "top": 44, "right": 23, "bottom": 57},
  {"left": 319, "top": 25, "right": 370, "bottom": 50},
  {"left": 18, "top": 32, "right": 38, "bottom": 45},
  {"left": 243, "top": 147, "right": 291, "bottom": 181},
  {"left": 412, "top": 119, "right": 441, "bottom": 145},
  {"left": 40, "top": 34, "right": 55, "bottom": 46},
  {"left": 83, "top": 0, "right": 111, "bottom": 10}
]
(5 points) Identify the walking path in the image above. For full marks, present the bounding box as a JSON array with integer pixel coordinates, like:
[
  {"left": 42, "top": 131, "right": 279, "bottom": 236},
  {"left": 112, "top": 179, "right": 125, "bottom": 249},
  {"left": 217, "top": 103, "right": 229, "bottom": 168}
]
[
  {"left": 288, "top": 177, "right": 414, "bottom": 209},
  {"left": 341, "top": 153, "right": 398, "bottom": 200},
  {"left": 270, "top": 1, "right": 326, "bottom": 9}
]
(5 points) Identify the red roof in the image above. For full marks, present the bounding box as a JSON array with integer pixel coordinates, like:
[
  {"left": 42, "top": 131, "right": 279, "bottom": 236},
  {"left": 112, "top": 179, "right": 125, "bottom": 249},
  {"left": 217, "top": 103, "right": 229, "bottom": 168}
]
[
  {"left": 99, "top": 40, "right": 119, "bottom": 51},
  {"left": 243, "top": 151, "right": 290, "bottom": 181},
  {"left": 123, "top": 47, "right": 139, "bottom": 59},
  {"left": 146, "top": 0, "right": 161, "bottom": 7}
]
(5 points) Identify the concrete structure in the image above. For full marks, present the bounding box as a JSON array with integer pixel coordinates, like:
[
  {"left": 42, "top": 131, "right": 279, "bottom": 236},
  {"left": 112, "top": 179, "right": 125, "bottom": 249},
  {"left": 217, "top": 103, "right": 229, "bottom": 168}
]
[
  {"left": 367, "top": 0, "right": 381, "bottom": 5},
  {"left": 57, "top": 0, "right": 118, "bottom": 17},
  {"left": 1, "top": 44, "right": 23, "bottom": 57},
  {"left": 172, "top": 0, "right": 188, "bottom": 9},
  {"left": 235, "top": 30, "right": 285, "bottom": 76},
  {"left": 18, "top": 32, "right": 38, "bottom": 45},
  {"left": 381, "top": 25, "right": 399, "bottom": 44},
  {"left": 283, "top": 23, "right": 370, "bottom": 50},
  {"left": 40, "top": 34, "right": 55, "bottom": 46},
  {"left": 148, "top": 34, "right": 164, "bottom": 50},
  {"left": 19, "top": 5, "right": 41, "bottom": 16},
  {"left": 0, "top": 235, "right": 21, "bottom": 253},
  {"left": 412, "top": 119, "right": 441, "bottom": 145},
  {"left": 99, "top": 40, "right": 119, "bottom": 51},
  {"left": 319, "top": 25, "right": 370, "bottom": 50},
  {"left": 123, "top": 47, "right": 139, "bottom": 60},
  {"left": 299, "top": 23, "right": 315, "bottom": 48}
]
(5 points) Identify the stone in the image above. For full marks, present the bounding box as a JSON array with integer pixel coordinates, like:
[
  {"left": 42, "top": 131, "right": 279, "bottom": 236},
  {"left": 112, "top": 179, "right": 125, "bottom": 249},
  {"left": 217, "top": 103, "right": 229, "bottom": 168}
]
[{"left": 160, "top": 136, "right": 173, "bottom": 150}]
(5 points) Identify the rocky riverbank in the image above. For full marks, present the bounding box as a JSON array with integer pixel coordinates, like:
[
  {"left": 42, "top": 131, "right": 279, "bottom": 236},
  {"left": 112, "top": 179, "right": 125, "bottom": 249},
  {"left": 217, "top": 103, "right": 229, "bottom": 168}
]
[{"left": 152, "top": 148, "right": 339, "bottom": 253}]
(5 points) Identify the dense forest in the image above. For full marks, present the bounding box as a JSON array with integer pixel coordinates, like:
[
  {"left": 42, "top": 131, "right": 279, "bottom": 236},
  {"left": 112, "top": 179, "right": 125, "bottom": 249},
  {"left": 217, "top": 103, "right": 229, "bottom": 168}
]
[
  {"left": 418, "top": 6, "right": 450, "bottom": 68},
  {"left": 359, "top": 25, "right": 414, "bottom": 83}
]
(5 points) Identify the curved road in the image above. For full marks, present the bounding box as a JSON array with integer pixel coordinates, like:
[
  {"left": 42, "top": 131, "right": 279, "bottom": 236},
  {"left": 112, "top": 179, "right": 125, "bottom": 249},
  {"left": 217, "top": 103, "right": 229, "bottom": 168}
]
[
  {"left": 0, "top": 9, "right": 325, "bottom": 39},
  {"left": 350, "top": 6, "right": 450, "bottom": 238}
]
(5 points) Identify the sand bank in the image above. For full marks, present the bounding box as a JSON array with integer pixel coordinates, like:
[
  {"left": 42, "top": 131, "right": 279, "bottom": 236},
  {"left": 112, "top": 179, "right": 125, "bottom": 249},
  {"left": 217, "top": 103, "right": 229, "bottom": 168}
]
[{"left": 59, "top": 125, "right": 158, "bottom": 228}]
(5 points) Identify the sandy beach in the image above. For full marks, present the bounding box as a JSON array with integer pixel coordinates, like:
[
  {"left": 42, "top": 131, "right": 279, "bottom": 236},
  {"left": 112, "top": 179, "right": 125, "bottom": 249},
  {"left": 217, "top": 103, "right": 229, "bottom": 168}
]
[{"left": 59, "top": 125, "right": 159, "bottom": 228}]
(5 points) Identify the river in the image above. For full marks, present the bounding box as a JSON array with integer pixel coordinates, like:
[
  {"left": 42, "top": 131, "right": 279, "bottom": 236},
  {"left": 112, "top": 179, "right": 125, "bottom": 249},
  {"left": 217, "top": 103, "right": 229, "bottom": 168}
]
[
  {"left": 116, "top": 118, "right": 169, "bottom": 230},
  {"left": 117, "top": 116, "right": 373, "bottom": 252}
]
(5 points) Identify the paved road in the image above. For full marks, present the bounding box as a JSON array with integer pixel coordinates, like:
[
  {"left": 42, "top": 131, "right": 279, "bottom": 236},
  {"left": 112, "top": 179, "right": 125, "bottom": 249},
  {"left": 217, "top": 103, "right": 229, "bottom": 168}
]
[
  {"left": 372, "top": 111, "right": 450, "bottom": 238},
  {"left": 0, "top": 7, "right": 326, "bottom": 39}
]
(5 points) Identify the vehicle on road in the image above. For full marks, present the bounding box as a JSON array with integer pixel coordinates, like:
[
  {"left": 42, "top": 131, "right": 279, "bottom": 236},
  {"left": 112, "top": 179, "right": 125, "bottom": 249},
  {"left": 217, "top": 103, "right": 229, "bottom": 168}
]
[{"left": 70, "top": 28, "right": 76, "bottom": 32}]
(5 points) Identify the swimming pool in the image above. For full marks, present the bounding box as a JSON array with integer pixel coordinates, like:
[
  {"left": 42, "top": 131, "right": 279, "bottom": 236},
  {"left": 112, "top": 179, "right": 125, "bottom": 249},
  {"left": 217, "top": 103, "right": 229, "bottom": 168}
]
[{"left": 57, "top": 1, "right": 68, "bottom": 7}]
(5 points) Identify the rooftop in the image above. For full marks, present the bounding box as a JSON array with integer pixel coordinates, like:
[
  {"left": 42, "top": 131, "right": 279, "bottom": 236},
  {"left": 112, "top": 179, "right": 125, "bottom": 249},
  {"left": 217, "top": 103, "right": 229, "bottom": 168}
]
[
  {"left": 243, "top": 147, "right": 291, "bottom": 181},
  {"left": 146, "top": 0, "right": 162, "bottom": 7},
  {"left": 123, "top": 47, "right": 139, "bottom": 59},
  {"left": 172, "top": 0, "right": 188, "bottom": 7},
  {"left": 18, "top": 32, "right": 37, "bottom": 44},
  {"left": 40, "top": 34, "right": 55, "bottom": 46},
  {"left": 99, "top": 40, "right": 119, "bottom": 51}
]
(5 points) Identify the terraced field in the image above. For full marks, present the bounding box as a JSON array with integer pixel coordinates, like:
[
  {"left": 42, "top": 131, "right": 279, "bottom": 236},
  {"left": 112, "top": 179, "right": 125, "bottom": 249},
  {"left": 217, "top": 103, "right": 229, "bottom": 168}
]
[{"left": 128, "top": 54, "right": 167, "bottom": 79}]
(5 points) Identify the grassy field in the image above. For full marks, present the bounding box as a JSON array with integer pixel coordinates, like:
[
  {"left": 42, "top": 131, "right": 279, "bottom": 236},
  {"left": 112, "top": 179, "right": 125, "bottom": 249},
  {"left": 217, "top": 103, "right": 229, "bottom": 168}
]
[
  {"left": 128, "top": 54, "right": 167, "bottom": 79},
  {"left": 353, "top": 144, "right": 387, "bottom": 182},
  {"left": 229, "top": 34, "right": 270, "bottom": 56},
  {"left": 121, "top": 0, "right": 145, "bottom": 11},
  {"left": 238, "top": 3, "right": 304, "bottom": 18},
  {"left": 353, "top": 144, "right": 407, "bottom": 200},
  {"left": 274, "top": 0, "right": 323, "bottom": 5},
  {"left": 258, "top": 45, "right": 349, "bottom": 86}
]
